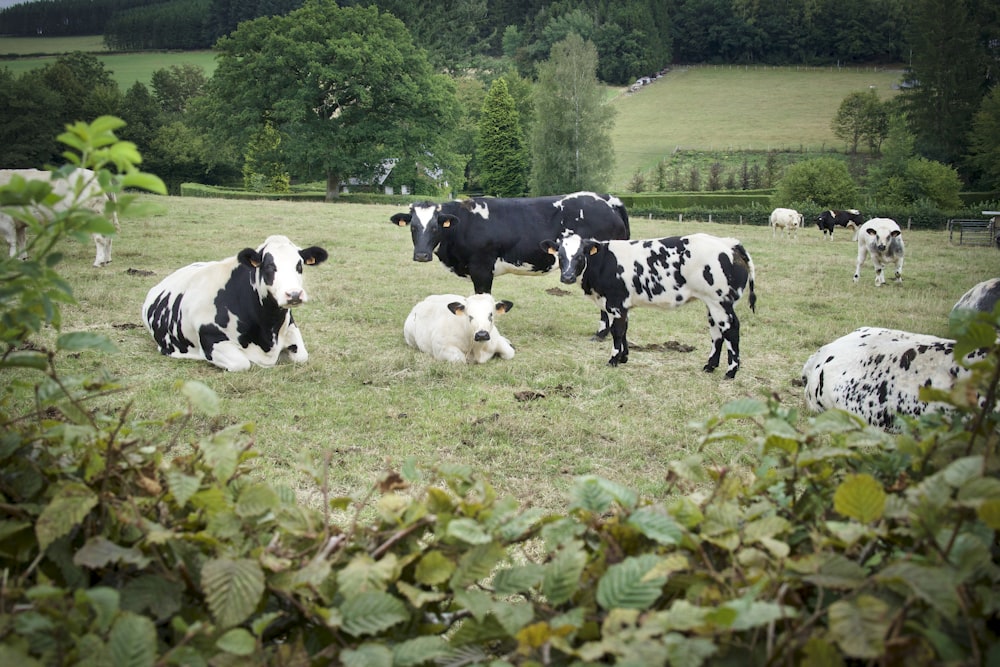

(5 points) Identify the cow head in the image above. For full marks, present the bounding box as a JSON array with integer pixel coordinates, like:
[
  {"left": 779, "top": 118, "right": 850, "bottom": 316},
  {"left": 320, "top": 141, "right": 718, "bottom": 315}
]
[
  {"left": 447, "top": 294, "right": 514, "bottom": 342},
  {"left": 862, "top": 220, "right": 902, "bottom": 253},
  {"left": 541, "top": 232, "right": 599, "bottom": 284},
  {"left": 391, "top": 202, "right": 453, "bottom": 262},
  {"left": 237, "top": 235, "right": 328, "bottom": 308}
]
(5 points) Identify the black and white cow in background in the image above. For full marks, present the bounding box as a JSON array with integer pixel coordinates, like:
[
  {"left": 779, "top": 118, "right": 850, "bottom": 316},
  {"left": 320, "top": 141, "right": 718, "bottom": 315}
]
[
  {"left": 951, "top": 278, "right": 1000, "bottom": 316},
  {"left": 802, "top": 327, "right": 988, "bottom": 432},
  {"left": 853, "top": 217, "right": 904, "bottom": 286},
  {"left": 541, "top": 232, "right": 757, "bottom": 378},
  {"left": 142, "top": 235, "right": 329, "bottom": 371},
  {"left": 815, "top": 209, "right": 864, "bottom": 240},
  {"left": 391, "top": 191, "right": 629, "bottom": 285}
]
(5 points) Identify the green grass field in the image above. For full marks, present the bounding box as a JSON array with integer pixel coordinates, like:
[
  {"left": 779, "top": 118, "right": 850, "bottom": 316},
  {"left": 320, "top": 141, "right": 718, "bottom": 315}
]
[{"left": 8, "top": 195, "right": 994, "bottom": 511}]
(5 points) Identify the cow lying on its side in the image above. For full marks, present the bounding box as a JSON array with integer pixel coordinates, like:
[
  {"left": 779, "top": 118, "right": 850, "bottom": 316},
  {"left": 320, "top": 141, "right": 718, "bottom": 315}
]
[
  {"left": 142, "top": 235, "right": 329, "bottom": 371},
  {"left": 801, "top": 327, "right": 988, "bottom": 432},
  {"left": 542, "top": 232, "right": 756, "bottom": 378},
  {"left": 951, "top": 278, "right": 1000, "bottom": 316},
  {"left": 854, "top": 217, "right": 904, "bottom": 286},
  {"left": 404, "top": 294, "right": 515, "bottom": 364}
]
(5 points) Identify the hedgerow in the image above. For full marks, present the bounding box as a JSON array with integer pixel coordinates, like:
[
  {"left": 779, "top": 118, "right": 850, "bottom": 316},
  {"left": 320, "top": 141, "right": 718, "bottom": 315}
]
[{"left": 2, "top": 118, "right": 998, "bottom": 666}]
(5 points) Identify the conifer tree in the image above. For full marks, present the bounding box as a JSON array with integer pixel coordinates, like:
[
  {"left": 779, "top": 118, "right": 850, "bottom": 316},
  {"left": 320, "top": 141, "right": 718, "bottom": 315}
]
[{"left": 476, "top": 77, "right": 528, "bottom": 197}]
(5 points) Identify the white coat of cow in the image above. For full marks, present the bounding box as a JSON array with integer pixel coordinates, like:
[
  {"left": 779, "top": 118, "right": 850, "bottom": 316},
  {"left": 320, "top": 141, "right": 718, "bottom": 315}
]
[
  {"left": 403, "top": 293, "right": 515, "bottom": 364},
  {"left": 951, "top": 278, "right": 1000, "bottom": 316},
  {"left": 142, "top": 235, "right": 329, "bottom": 371},
  {"left": 769, "top": 207, "right": 802, "bottom": 239},
  {"left": 801, "top": 326, "right": 988, "bottom": 432},
  {"left": 853, "top": 217, "right": 904, "bottom": 286},
  {"left": 0, "top": 167, "right": 119, "bottom": 267}
]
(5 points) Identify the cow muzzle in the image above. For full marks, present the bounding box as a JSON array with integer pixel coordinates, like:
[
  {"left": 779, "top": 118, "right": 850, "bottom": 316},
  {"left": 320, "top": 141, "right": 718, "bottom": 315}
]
[
  {"left": 474, "top": 330, "right": 491, "bottom": 342},
  {"left": 284, "top": 290, "right": 305, "bottom": 306},
  {"left": 413, "top": 252, "right": 433, "bottom": 262}
]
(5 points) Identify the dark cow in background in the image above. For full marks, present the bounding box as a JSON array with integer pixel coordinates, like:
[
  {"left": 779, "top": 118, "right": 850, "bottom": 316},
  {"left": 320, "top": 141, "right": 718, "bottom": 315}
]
[
  {"left": 816, "top": 209, "right": 864, "bottom": 240},
  {"left": 542, "top": 232, "right": 757, "bottom": 378},
  {"left": 142, "top": 235, "right": 328, "bottom": 371},
  {"left": 802, "top": 327, "right": 988, "bottom": 432}
]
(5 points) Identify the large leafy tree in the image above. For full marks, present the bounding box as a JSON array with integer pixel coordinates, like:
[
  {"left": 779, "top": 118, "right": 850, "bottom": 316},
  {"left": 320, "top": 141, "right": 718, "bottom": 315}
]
[
  {"left": 530, "top": 33, "right": 615, "bottom": 195},
  {"left": 477, "top": 78, "right": 528, "bottom": 197},
  {"left": 832, "top": 90, "right": 890, "bottom": 154},
  {"left": 772, "top": 157, "right": 857, "bottom": 208},
  {"left": 966, "top": 85, "right": 1000, "bottom": 190},
  {"left": 204, "top": 1, "right": 458, "bottom": 199}
]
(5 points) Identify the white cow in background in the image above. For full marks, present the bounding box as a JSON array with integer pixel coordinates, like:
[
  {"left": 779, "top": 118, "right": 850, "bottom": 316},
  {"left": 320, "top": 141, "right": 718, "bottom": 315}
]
[
  {"left": 769, "top": 207, "right": 802, "bottom": 239},
  {"left": 853, "top": 217, "right": 904, "bottom": 286},
  {"left": 404, "top": 293, "right": 515, "bottom": 364},
  {"left": 0, "top": 167, "right": 119, "bottom": 267}
]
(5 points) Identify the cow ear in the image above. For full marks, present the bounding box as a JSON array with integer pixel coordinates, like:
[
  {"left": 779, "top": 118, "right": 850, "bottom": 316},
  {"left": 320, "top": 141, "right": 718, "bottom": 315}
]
[
  {"left": 540, "top": 240, "right": 558, "bottom": 255},
  {"left": 496, "top": 300, "right": 514, "bottom": 314},
  {"left": 238, "top": 248, "right": 261, "bottom": 268},
  {"left": 890, "top": 230, "right": 901, "bottom": 238},
  {"left": 390, "top": 213, "right": 411, "bottom": 227},
  {"left": 585, "top": 241, "right": 600, "bottom": 255},
  {"left": 447, "top": 301, "right": 465, "bottom": 315},
  {"left": 300, "top": 246, "right": 329, "bottom": 266},
  {"left": 865, "top": 228, "right": 877, "bottom": 236},
  {"left": 439, "top": 214, "right": 459, "bottom": 229}
]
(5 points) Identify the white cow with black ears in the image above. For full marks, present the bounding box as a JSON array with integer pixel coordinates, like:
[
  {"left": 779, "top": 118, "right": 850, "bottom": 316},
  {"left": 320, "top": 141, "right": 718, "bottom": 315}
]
[
  {"left": 403, "top": 293, "right": 515, "bottom": 364},
  {"left": 853, "top": 217, "right": 904, "bottom": 286}
]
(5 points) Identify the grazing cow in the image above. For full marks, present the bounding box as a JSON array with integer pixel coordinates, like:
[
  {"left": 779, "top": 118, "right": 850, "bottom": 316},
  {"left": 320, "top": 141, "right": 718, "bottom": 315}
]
[
  {"left": 390, "top": 191, "right": 629, "bottom": 291},
  {"left": 541, "top": 232, "right": 757, "bottom": 378},
  {"left": 403, "top": 293, "right": 515, "bottom": 364},
  {"left": 853, "top": 217, "right": 904, "bottom": 286},
  {"left": 802, "top": 327, "right": 988, "bottom": 432},
  {"left": 816, "top": 209, "right": 864, "bottom": 240},
  {"left": 951, "top": 278, "right": 1000, "bottom": 316},
  {"left": 142, "top": 235, "right": 329, "bottom": 371},
  {"left": 0, "top": 167, "right": 119, "bottom": 267},
  {"left": 769, "top": 207, "right": 802, "bottom": 239}
]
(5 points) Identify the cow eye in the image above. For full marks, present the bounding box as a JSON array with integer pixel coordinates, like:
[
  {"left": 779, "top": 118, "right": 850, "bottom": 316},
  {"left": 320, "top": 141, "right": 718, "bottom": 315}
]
[{"left": 297, "top": 260, "right": 303, "bottom": 273}]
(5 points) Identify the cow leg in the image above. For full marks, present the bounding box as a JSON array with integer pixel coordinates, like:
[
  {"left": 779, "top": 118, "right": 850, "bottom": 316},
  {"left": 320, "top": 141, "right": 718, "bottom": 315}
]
[
  {"left": 281, "top": 322, "right": 309, "bottom": 364},
  {"left": 607, "top": 311, "right": 629, "bottom": 366},
  {"left": 721, "top": 307, "right": 741, "bottom": 379},
  {"left": 873, "top": 260, "right": 886, "bottom": 287},
  {"left": 93, "top": 233, "right": 112, "bottom": 267},
  {"left": 207, "top": 341, "right": 253, "bottom": 372},
  {"left": 469, "top": 265, "right": 494, "bottom": 295},
  {"left": 592, "top": 311, "right": 611, "bottom": 340},
  {"left": 853, "top": 248, "right": 868, "bottom": 283},
  {"left": 893, "top": 257, "right": 903, "bottom": 283},
  {"left": 703, "top": 304, "right": 726, "bottom": 374}
]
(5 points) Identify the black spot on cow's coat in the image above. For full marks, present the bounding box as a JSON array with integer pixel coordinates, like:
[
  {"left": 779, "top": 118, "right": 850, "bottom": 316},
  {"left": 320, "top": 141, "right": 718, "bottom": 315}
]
[{"left": 899, "top": 348, "right": 917, "bottom": 370}]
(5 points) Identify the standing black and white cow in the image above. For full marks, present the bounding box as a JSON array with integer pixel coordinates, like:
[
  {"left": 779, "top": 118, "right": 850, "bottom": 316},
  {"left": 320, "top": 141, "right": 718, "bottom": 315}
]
[
  {"left": 802, "top": 327, "right": 988, "bottom": 432},
  {"left": 853, "top": 217, "right": 904, "bottom": 286},
  {"left": 541, "top": 232, "right": 757, "bottom": 378},
  {"left": 815, "top": 209, "right": 864, "bottom": 240},
  {"left": 142, "top": 235, "right": 329, "bottom": 371}
]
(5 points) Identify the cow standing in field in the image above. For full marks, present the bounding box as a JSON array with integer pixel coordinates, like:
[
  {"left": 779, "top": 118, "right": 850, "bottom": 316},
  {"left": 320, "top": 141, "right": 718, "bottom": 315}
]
[
  {"left": 403, "top": 293, "right": 515, "bottom": 364},
  {"left": 816, "top": 209, "right": 864, "bottom": 240},
  {"left": 853, "top": 217, "right": 904, "bottom": 286},
  {"left": 390, "top": 192, "right": 629, "bottom": 337},
  {"left": 951, "top": 278, "right": 1000, "bottom": 316},
  {"left": 802, "top": 327, "right": 987, "bottom": 432},
  {"left": 769, "top": 207, "right": 802, "bottom": 239},
  {"left": 541, "top": 232, "right": 757, "bottom": 378},
  {"left": 142, "top": 235, "right": 328, "bottom": 371},
  {"left": 0, "top": 167, "right": 119, "bottom": 267}
]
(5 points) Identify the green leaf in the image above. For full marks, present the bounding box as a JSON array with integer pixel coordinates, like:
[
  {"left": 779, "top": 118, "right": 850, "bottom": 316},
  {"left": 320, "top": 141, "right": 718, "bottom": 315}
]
[
  {"left": 181, "top": 380, "right": 220, "bottom": 416},
  {"left": 451, "top": 542, "right": 506, "bottom": 588},
  {"left": 492, "top": 563, "right": 544, "bottom": 595},
  {"left": 415, "top": 550, "right": 455, "bottom": 586},
  {"left": 0, "top": 350, "right": 48, "bottom": 370},
  {"left": 627, "top": 506, "right": 684, "bottom": 545},
  {"left": 80, "top": 586, "right": 120, "bottom": 634},
  {"left": 235, "top": 483, "right": 279, "bottom": 519},
  {"left": 721, "top": 598, "right": 798, "bottom": 630},
  {"left": 570, "top": 475, "right": 637, "bottom": 513},
  {"left": 74, "top": 537, "right": 151, "bottom": 569},
  {"left": 341, "top": 643, "right": 393, "bottom": 667},
  {"left": 446, "top": 517, "right": 492, "bottom": 544},
  {"left": 108, "top": 611, "right": 157, "bottom": 667},
  {"left": 36, "top": 482, "right": 98, "bottom": 551},
  {"left": 164, "top": 468, "right": 203, "bottom": 507},
  {"left": 392, "top": 636, "right": 449, "bottom": 666},
  {"left": 216, "top": 628, "right": 256, "bottom": 656},
  {"left": 201, "top": 558, "right": 265, "bottom": 628},
  {"left": 596, "top": 554, "right": 668, "bottom": 610},
  {"left": 57, "top": 331, "right": 116, "bottom": 353},
  {"left": 941, "top": 455, "right": 983, "bottom": 488},
  {"left": 720, "top": 397, "right": 768, "bottom": 418},
  {"left": 120, "top": 172, "right": 167, "bottom": 195},
  {"left": 121, "top": 575, "right": 182, "bottom": 622},
  {"left": 978, "top": 499, "right": 1000, "bottom": 529},
  {"left": 542, "top": 541, "right": 587, "bottom": 606},
  {"left": 833, "top": 474, "right": 885, "bottom": 524},
  {"left": 828, "top": 595, "right": 889, "bottom": 658},
  {"left": 0, "top": 646, "right": 43, "bottom": 667},
  {"left": 876, "top": 562, "right": 960, "bottom": 617},
  {"left": 339, "top": 591, "right": 409, "bottom": 637},
  {"left": 336, "top": 554, "right": 395, "bottom": 598}
]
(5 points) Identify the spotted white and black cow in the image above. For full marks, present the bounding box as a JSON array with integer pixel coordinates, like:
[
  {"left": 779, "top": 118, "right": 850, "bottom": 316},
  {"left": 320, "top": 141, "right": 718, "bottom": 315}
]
[
  {"left": 391, "top": 192, "right": 629, "bottom": 337},
  {"left": 0, "top": 167, "right": 119, "bottom": 266},
  {"left": 403, "top": 293, "right": 515, "bottom": 364},
  {"left": 541, "top": 232, "right": 757, "bottom": 378},
  {"left": 769, "top": 207, "right": 802, "bottom": 239},
  {"left": 853, "top": 217, "right": 904, "bottom": 286},
  {"left": 951, "top": 278, "right": 1000, "bottom": 316},
  {"left": 816, "top": 209, "right": 864, "bottom": 240},
  {"left": 802, "top": 326, "right": 988, "bottom": 431},
  {"left": 142, "top": 235, "right": 328, "bottom": 371}
]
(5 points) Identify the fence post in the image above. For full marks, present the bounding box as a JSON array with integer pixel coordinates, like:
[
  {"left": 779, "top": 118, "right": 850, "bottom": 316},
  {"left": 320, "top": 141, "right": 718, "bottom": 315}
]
[
  {"left": 709, "top": 214, "right": 713, "bottom": 223},
  {"left": 679, "top": 214, "right": 683, "bottom": 223}
]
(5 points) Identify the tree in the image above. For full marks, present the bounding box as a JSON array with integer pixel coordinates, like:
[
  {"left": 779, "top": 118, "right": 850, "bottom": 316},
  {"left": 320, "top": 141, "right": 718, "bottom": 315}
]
[
  {"left": 476, "top": 78, "right": 528, "bottom": 197},
  {"left": 773, "top": 157, "right": 857, "bottom": 207},
  {"left": 203, "top": 1, "right": 458, "bottom": 199},
  {"left": 151, "top": 64, "right": 208, "bottom": 116},
  {"left": 530, "top": 33, "right": 615, "bottom": 195},
  {"left": 867, "top": 114, "right": 962, "bottom": 208},
  {"left": 966, "top": 86, "right": 1000, "bottom": 190},
  {"left": 832, "top": 90, "right": 887, "bottom": 154}
]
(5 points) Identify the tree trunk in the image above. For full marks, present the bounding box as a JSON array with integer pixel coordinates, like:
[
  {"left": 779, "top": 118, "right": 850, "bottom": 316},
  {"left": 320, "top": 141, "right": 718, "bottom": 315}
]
[{"left": 325, "top": 173, "right": 341, "bottom": 201}]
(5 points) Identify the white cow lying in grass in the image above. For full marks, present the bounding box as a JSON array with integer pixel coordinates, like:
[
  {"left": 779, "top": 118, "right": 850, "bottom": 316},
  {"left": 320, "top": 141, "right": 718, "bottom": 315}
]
[
  {"left": 0, "top": 167, "right": 119, "bottom": 267},
  {"left": 853, "top": 217, "right": 904, "bottom": 286},
  {"left": 769, "top": 207, "right": 802, "bottom": 239},
  {"left": 403, "top": 294, "right": 515, "bottom": 363}
]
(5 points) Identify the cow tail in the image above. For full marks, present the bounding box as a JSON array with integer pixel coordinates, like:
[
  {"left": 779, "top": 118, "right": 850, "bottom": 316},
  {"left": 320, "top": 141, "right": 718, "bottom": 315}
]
[{"left": 734, "top": 243, "right": 756, "bottom": 313}]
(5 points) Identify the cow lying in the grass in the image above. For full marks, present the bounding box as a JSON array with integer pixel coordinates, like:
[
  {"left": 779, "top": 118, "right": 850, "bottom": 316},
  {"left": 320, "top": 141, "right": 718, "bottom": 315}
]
[
  {"left": 403, "top": 293, "right": 515, "bottom": 364},
  {"left": 802, "top": 327, "right": 988, "bottom": 432},
  {"left": 951, "top": 278, "right": 1000, "bottom": 316},
  {"left": 0, "top": 167, "right": 119, "bottom": 267},
  {"left": 816, "top": 209, "right": 863, "bottom": 240},
  {"left": 142, "top": 235, "right": 329, "bottom": 371},
  {"left": 853, "top": 217, "right": 904, "bottom": 286},
  {"left": 541, "top": 232, "right": 757, "bottom": 378},
  {"left": 769, "top": 207, "right": 802, "bottom": 239}
]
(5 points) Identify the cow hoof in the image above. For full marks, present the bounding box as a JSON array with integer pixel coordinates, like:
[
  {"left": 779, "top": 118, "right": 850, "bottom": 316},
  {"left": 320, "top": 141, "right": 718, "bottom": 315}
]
[
  {"left": 702, "top": 363, "right": 717, "bottom": 373},
  {"left": 724, "top": 369, "right": 738, "bottom": 380}
]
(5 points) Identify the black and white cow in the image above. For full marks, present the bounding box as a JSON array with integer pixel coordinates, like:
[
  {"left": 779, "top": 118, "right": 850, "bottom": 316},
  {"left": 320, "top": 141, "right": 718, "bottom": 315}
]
[
  {"left": 802, "top": 327, "right": 988, "bottom": 432},
  {"left": 854, "top": 217, "right": 904, "bottom": 286},
  {"left": 951, "top": 278, "right": 1000, "bottom": 316},
  {"left": 142, "top": 235, "right": 329, "bottom": 371},
  {"left": 390, "top": 192, "right": 630, "bottom": 295},
  {"left": 541, "top": 232, "right": 757, "bottom": 378},
  {"left": 816, "top": 209, "right": 864, "bottom": 240}
]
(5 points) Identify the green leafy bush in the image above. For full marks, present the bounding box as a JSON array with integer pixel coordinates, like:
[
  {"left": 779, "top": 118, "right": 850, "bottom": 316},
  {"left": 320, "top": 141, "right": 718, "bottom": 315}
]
[{"left": 3, "top": 118, "right": 998, "bottom": 666}]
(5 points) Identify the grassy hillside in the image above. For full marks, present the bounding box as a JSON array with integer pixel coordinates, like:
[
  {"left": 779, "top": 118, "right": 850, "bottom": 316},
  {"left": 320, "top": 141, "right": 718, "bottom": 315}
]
[{"left": 608, "top": 64, "right": 904, "bottom": 190}]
